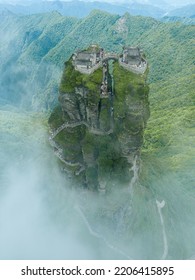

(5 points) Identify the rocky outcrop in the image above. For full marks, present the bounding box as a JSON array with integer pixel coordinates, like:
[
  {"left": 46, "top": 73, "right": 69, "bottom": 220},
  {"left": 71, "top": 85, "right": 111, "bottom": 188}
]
[{"left": 49, "top": 48, "right": 150, "bottom": 192}]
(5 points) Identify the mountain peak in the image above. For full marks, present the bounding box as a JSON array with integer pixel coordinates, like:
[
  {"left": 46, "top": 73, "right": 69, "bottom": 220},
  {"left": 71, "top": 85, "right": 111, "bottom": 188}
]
[{"left": 87, "top": 9, "right": 111, "bottom": 17}]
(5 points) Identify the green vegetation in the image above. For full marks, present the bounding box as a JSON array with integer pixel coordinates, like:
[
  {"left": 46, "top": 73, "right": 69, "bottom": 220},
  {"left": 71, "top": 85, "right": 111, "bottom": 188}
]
[
  {"left": 59, "top": 57, "right": 102, "bottom": 93},
  {"left": 1, "top": 10, "right": 194, "bottom": 110},
  {"left": 113, "top": 61, "right": 148, "bottom": 118},
  {"left": 142, "top": 73, "right": 195, "bottom": 173},
  {"left": 83, "top": 67, "right": 103, "bottom": 92},
  {"left": 56, "top": 49, "right": 150, "bottom": 188},
  {"left": 0, "top": 110, "right": 49, "bottom": 163},
  {"left": 49, "top": 8, "right": 194, "bottom": 190},
  {"left": 1, "top": 9, "right": 195, "bottom": 260},
  {"left": 113, "top": 61, "right": 149, "bottom": 137},
  {"left": 55, "top": 125, "right": 85, "bottom": 162},
  {"left": 59, "top": 59, "right": 84, "bottom": 93},
  {"left": 99, "top": 99, "right": 110, "bottom": 131},
  {"left": 82, "top": 132, "right": 131, "bottom": 186},
  {"left": 1, "top": 10, "right": 194, "bottom": 189},
  {"left": 48, "top": 105, "right": 64, "bottom": 129}
]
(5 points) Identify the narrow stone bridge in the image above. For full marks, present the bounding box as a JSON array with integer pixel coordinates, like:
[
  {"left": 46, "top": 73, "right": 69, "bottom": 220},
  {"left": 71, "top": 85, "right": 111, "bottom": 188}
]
[{"left": 102, "top": 53, "right": 119, "bottom": 61}]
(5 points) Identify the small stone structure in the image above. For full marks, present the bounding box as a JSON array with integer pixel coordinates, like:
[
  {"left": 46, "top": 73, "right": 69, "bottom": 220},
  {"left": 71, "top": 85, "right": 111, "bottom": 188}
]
[
  {"left": 119, "top": 46, "right": 147, "bottom": 74},
  {"left": 73, "top": 45, "right": 104, "bottom": 74},
  {"left": 122, "top": 46, "right": 141, "bottom": 66}
]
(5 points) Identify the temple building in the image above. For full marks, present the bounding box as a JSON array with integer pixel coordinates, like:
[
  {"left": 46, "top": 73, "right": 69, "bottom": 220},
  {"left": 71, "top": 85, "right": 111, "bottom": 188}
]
[
  {"left": 122, "top": 46, "right": 142, "bottom": 66},
  {"left": 73, "top": 45, "right": 104, "bottom": 71}
]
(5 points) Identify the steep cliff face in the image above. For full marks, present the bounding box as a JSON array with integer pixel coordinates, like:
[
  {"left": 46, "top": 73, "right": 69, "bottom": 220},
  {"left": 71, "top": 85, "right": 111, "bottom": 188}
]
[{"left": 49, "top": 51, "right": 149, "bottom": 192}]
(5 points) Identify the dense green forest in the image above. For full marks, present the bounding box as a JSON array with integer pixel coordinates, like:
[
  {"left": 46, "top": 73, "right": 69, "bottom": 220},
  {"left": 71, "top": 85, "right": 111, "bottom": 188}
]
[{"left": 0, "top": 9, "right": 194, "bottom": 183}]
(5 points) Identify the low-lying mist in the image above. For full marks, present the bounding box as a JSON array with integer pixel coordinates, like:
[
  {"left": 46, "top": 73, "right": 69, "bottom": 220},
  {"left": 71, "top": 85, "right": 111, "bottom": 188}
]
[
  {"left": 0, "top": 109, "right": 194, "bottom": 260},
  {"left": 0, "top": 109, "right": 101, "bottom": 259}
]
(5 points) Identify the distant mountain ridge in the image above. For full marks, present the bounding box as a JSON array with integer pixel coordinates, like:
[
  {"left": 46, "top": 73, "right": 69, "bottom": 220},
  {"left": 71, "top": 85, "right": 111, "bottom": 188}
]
[
  {"left": 0, "top": 0, "right": 166, "bottom": 18},
  {"left": 0, "top": 9, "right": 194, "bottom": 110},
  {"left": 166, "top": 4, "right": 195, "bottom": 18},
  {"left": 1, "top": 0, "right": 194, "bottom": 24}
]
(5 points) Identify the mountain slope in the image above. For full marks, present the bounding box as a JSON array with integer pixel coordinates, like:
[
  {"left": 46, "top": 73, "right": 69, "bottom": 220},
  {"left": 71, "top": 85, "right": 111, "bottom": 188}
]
[
  {"left": 1, "top": 10, "right": 194, "bottom": 110},
  {"left": 0, "top": 9, "right": 194, "bottom": 259},
  {"left": 0, "top": 11, "right": 79, "bottom": 108}
]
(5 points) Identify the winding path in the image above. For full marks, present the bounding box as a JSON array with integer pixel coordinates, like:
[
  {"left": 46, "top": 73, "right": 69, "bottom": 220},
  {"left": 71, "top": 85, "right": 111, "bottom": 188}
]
[
  {"left": 75, "top": 205, "right": 131, "bottom": 259},
  {"left": 50, "top": 120, "right": 113, "bottom": 141},
  {"left": 129, "top": 155, "right": 139, "bottom": 190},
  {"left": 49, "top": 118, "right": 113, "bottom": 172},
  {"left": 49, "top": 135, "right": 83, "bottom": 169},
  {"left": 156, "top": 199, "right": 168, "bottom": 259},
  {"left": 50, "top": 121, "right": 87, "bottom": 139}
]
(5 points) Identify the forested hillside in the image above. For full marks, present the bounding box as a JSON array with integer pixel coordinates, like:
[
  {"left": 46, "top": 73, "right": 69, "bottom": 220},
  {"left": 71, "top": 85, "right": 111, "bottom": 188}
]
[
  {"left": 0, "top": 9, "right": 194, "bottom": 183},
  {"left": 0, "top": 8, "right": 194, "bottom": 259}
]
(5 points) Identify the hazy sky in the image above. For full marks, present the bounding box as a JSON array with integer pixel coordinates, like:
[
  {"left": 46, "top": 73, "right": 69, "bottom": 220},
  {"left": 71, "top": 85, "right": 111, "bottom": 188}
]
[{"left": 0, "top": 0, "right": 195, "bottom": 7}]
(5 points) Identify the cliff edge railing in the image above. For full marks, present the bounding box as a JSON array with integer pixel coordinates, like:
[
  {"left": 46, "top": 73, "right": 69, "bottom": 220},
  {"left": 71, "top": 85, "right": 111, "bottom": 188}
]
[
  {"left": 119, "top": 58, "right": 147, "bottom": 75},
  {"left": 75, "top": 61, "right": 102, "bottom": 75}
]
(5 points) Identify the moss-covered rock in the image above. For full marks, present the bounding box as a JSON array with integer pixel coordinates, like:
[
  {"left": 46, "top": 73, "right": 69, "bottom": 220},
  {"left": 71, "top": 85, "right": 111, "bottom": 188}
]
[{"left": 49, "top": 51, "right": 149, "bottom": 191}]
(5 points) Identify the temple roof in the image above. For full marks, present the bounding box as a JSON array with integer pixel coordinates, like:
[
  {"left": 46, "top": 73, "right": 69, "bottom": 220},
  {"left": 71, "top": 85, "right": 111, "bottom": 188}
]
[
  {"left": 76, "top": 52, "right": 92, "bottom": 61},
  {"left": 124, "top": 47, "right": 140, "bottom": 57}
]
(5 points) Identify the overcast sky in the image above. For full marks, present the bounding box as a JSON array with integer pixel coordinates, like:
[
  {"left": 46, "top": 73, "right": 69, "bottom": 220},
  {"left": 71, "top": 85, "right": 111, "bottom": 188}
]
[{"left": 0, "top": 0, "right": 195, "bottom": 7}]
